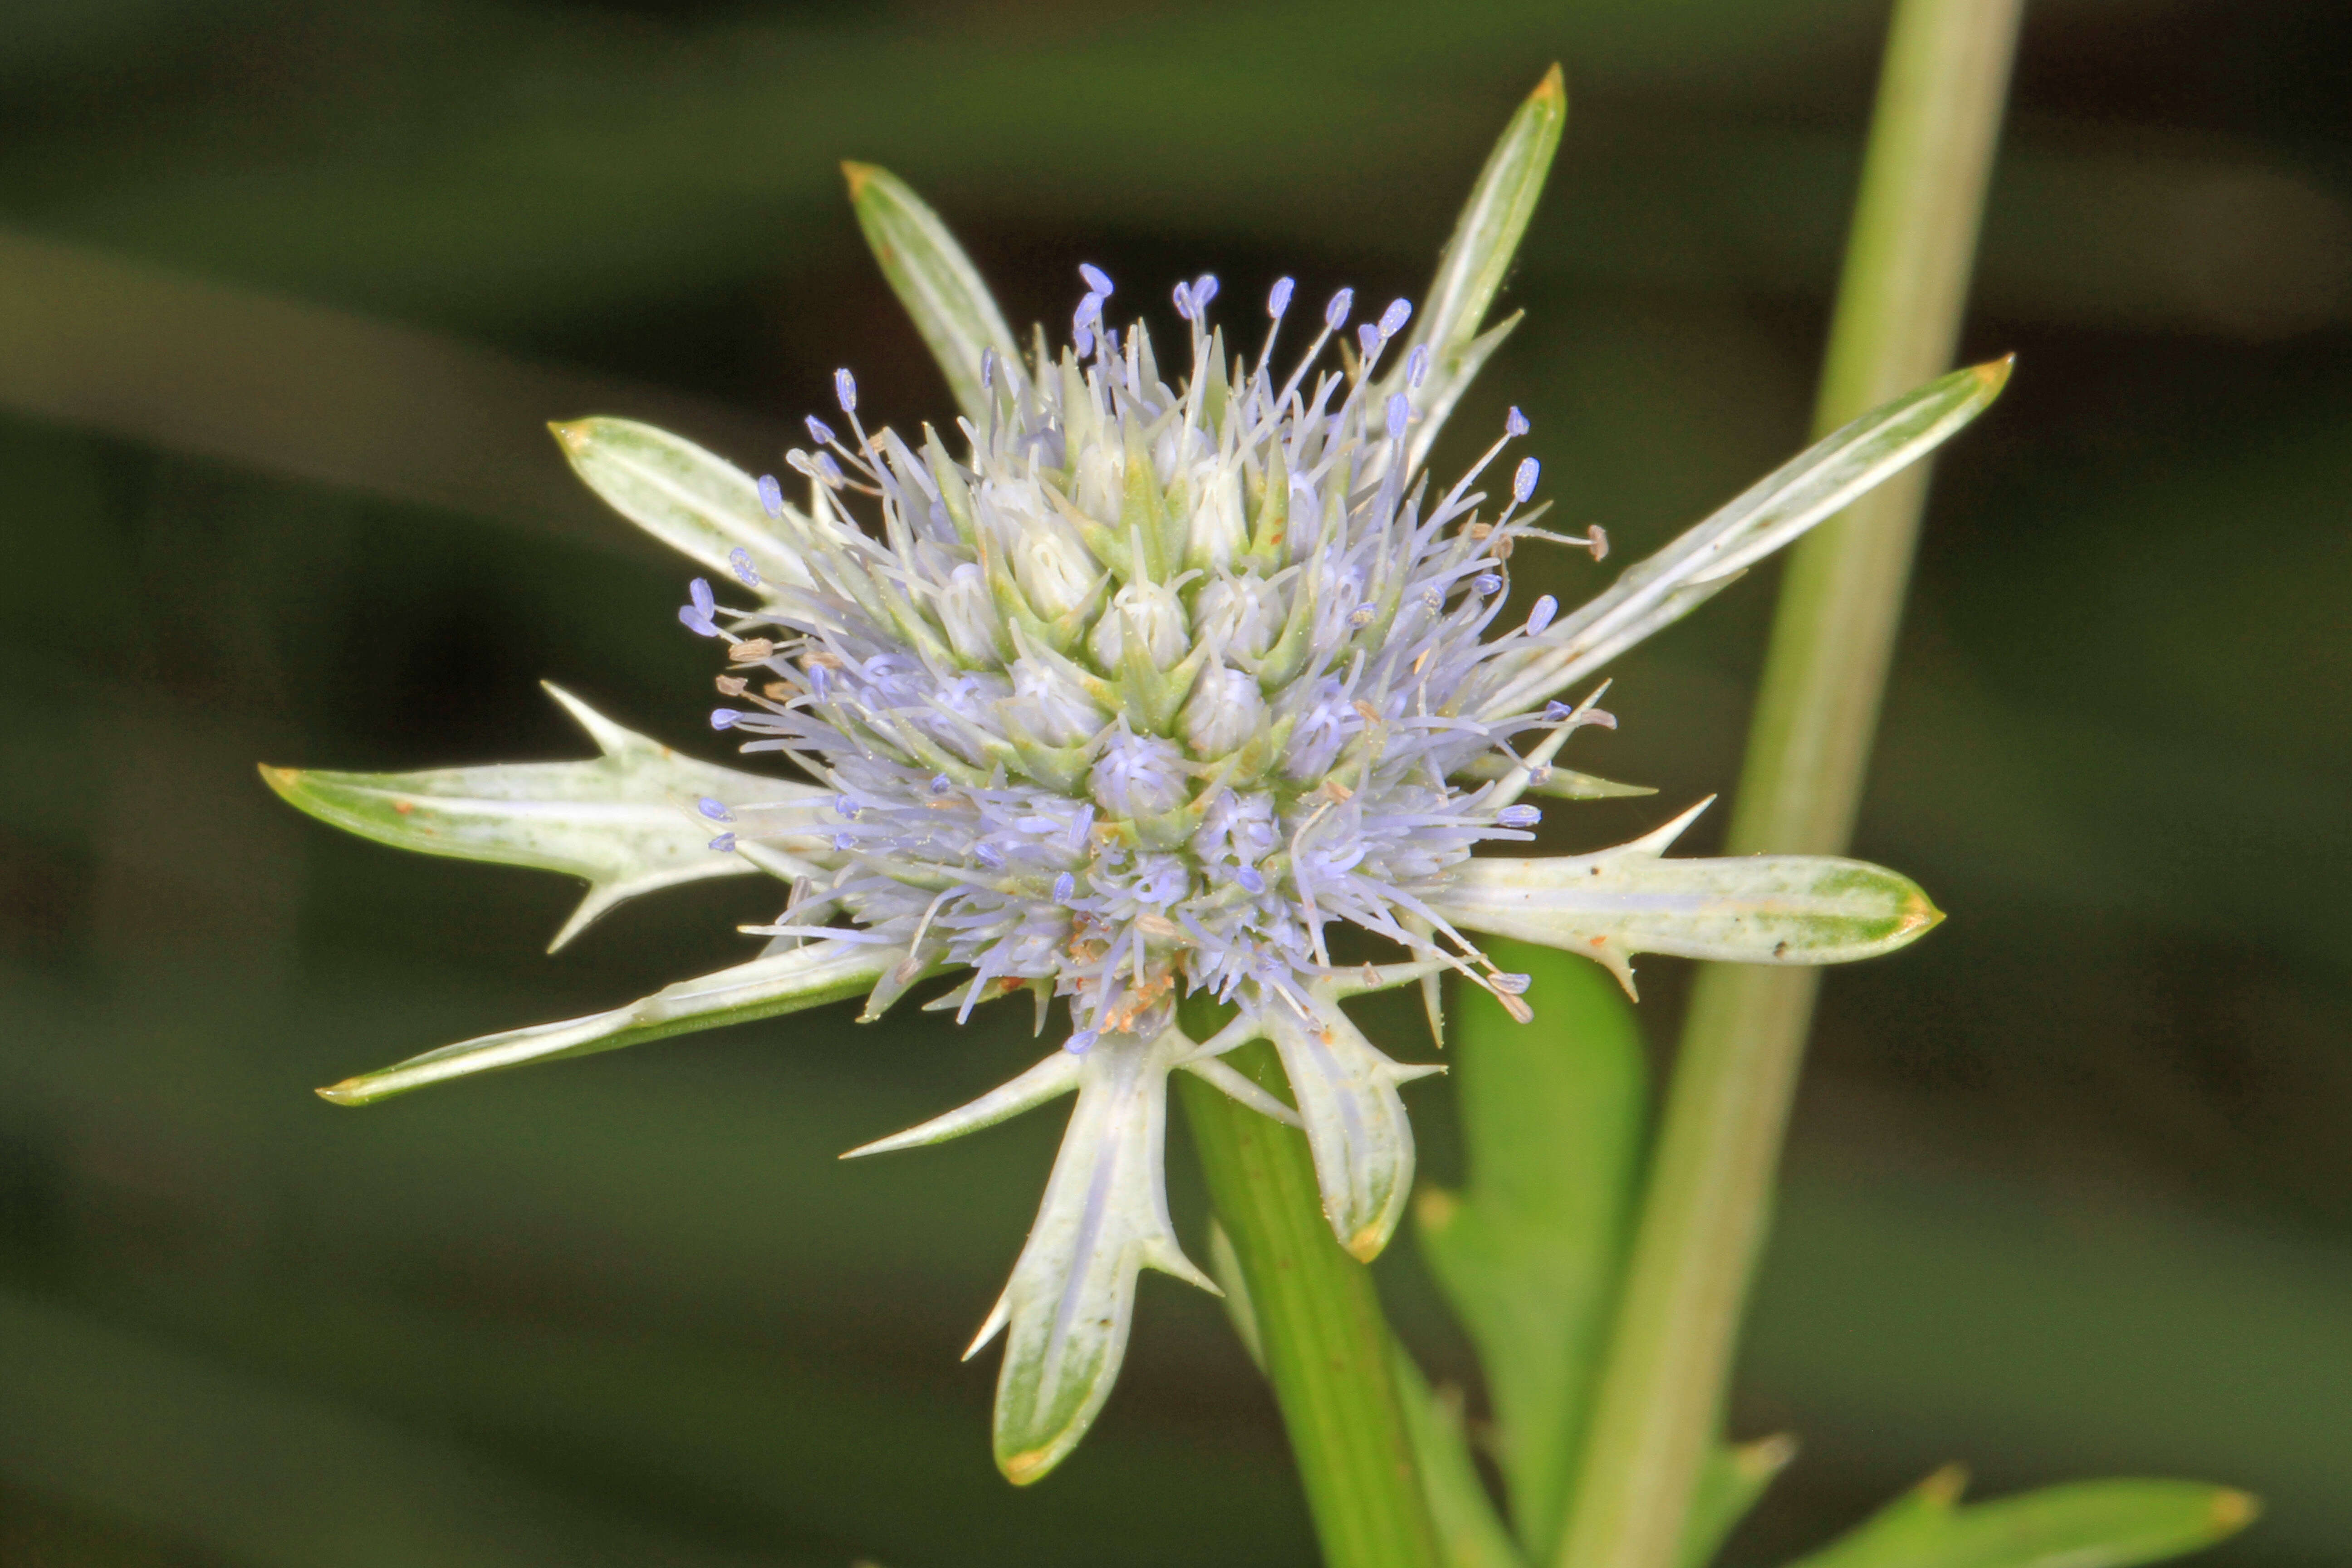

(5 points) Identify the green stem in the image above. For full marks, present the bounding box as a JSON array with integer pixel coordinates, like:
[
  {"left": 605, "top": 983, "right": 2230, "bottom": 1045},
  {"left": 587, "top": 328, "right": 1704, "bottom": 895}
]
[
  {"left": 1178, "top": 1037, "right": 1444, "bottom": 1568},
  {"left": 1553, "top": 8, "right": 2024, "bottom": 1568}
]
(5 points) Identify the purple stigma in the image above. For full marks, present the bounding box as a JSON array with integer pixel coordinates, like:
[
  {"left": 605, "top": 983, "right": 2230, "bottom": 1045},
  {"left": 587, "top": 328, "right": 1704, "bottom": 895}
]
[
  {"left": 1053, "top": 872, "right": 1076, "bottom": 902},
  {"left": 1506, "top": 407, "right": 1530, "bottom": 438},
  {"left": 1513, "top": 456, "right": 1541, "bottom": 504},
  {"left": 1378, "top": 298, "right": 1411, "bottom": 338},
  {"left": 1324, "top": 288, "right": 1354, "bottom": 331},
  {"left": 708, "top": 833, "right": 738, "bottom": 853},
  {"left": 1498, "top": 804, "right": 1542, "bottom": 828},
  {"left": 711, "top": 708, "right": 741, "bottom": 730},
  {"left": 1386, "top": 393, "right": 1409, "bottom": 441},
  {"left": 1268, "top": 277, "right": 1295, "bottom": 318},
  {"left": 1406, "top": 343, "right": 1430, "bottom": 389},
  {"left": 833, "top": 368, "right": 857, "bottom": 414},
  {"left": 1236, "top": 867, "right": 1266, "bottom": 894},
  {"left": 730, "top": 547, "right": 760, "bottom": 588},
  {"left": 805, "top": 415, "right": 837, "bottom": 446},
  {"left": 697, "top": 797, "right": 734, "bottom": 821},
  {"left": 1526, "top": 595, "right": 1558, "bottom": 634},
  {"left": 1079, "top": 263, "right": 1113, "bottom": 297},
  {"left": 755, "top": 475, "right": 784, "bottom": 520}
]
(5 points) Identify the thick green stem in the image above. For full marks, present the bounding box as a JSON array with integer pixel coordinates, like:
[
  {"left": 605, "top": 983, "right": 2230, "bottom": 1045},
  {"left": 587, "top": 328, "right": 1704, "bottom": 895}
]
[
  {"left": 1179, "top": 1038, "right": 1443, "bottom": 1568},
  {"left": 1553, "top": 7, "right": 2024, "bottom": 1568}
]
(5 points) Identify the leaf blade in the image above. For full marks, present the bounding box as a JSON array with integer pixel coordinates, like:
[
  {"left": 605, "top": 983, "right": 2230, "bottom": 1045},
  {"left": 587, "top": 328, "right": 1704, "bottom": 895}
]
[
  {"left": 1479, "top": 359, "right": 2011, "bottom": 718},
  {"left": 315, "top": 937, "right": 895, "bottom": 1106},
  {"left": 1417, "top": 937, "right": 1646, "bottom": 1559},
  {"left": 1432, "top": 804, "right": 1941, "bottom": 995},
  {"left": 551, "top": 417, "right": 816, "bottom": 590},
  {"left": 983, "top": 1029, "right": 1212, "bottom": 1485},
  {"left": 844, "top": 162, "right": 1023, "bottom": 424},
  {"left": 1388, "top": 66, "right": 1567, "bottom": 470},
  {"left": 1790, "top": 1471, "right": 2258, "bottom": 1568},
  {"left": 262, "top": 684, "right": 824, "bottom": 950},
  {"left": 1262, "top": 990, "right": 1441, "bottom": 1263},
  {"left": 1677, "top": 1435, "right": 1798, "bottom": 1568}
]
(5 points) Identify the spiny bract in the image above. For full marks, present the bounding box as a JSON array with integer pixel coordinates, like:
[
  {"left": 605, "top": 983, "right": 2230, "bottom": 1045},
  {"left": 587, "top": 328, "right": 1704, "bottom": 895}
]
[{"left": 264, "top": 70, "right": 2002, "bottom": 1485}]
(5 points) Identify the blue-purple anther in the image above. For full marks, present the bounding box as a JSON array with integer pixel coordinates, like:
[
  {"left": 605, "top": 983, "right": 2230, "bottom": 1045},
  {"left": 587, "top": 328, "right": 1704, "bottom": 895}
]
[
  {"left": 1514, "top": 456, "right": 1542, "bottom": 503},
  {"left": 679, "top": 576, "right": 720, "bottom": 637}
]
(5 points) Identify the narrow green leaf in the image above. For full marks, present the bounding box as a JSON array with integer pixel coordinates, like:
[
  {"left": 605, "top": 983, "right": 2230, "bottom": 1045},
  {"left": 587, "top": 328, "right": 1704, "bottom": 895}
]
[
  {"left": 262, "top": 683, "right": 823, "bottom": 950},
  {"left": 316, "top": 937, "right": 895, "bottom": 1106},
  {"left": 843, "top": 162, "right": 1023, "bottom": 424},
  {"left": 1416, "top": 938, "right": 1646, "bottom": 1560},
  {"left": 1388, "top": 66, "right": 1567, "bottom": 471},
  {"left": 1678, "top": 1435, "right": 1798, "bottom": 1568},
  {"left": 550, "top": 417, "right": 815, "bottom": 591},
  {"left": 1478, "top": 358, "right": 2012, "bottom": 719},
  {"left": 1789, "top": 1470, "right": 2259, "bottom": 1568},
  {"left": 1393, "top": 1351, "right": 1529, "bottom": 1568},
  {"left": 1432, "top": 802, "right": 1942, "bottom": 998},
  {"left": 1799, "top": 1466, "right": 1968, "bottom": 1568}
]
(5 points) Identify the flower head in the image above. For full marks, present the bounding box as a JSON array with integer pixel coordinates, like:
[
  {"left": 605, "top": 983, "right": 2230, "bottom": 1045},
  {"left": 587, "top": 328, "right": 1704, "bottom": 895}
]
[{"left": 263, "top": 69, "right": 2002, "bottom": 1485}]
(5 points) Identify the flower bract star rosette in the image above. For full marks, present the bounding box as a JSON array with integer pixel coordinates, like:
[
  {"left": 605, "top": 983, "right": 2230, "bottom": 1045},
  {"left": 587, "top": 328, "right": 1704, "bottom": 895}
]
[{"left": 263, "top": 68, "right": 2004, "bottom": 1485}]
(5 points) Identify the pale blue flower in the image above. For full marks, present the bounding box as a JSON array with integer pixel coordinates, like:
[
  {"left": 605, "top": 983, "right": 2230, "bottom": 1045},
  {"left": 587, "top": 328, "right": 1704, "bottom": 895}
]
[{"left": 264, "top": 76, "right": 2005, "bottom": 1484}]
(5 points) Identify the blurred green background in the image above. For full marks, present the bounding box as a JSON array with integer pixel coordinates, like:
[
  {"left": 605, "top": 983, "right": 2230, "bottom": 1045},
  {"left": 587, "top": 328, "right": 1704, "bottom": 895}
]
[{"left": 1, "top": 1, "right": 2347, "bottom": 1563}]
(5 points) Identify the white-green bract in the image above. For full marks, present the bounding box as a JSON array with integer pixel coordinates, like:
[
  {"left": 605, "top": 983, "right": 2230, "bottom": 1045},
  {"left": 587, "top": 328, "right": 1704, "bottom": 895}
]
[{"left": 265, "top": 72, "right": 2003, "bottom": 1485}]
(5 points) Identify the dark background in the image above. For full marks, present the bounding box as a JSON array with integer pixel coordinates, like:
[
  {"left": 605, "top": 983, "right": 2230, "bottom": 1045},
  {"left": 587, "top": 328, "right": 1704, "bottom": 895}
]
[{"left": 1, "top": 1, "right": 2347, "bottom": 1564}]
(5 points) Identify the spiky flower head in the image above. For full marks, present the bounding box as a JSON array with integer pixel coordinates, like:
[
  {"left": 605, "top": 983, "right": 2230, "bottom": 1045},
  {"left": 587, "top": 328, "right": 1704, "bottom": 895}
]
[{"left": 264, "top": 70, "right": 2004, "bottom": 1484}]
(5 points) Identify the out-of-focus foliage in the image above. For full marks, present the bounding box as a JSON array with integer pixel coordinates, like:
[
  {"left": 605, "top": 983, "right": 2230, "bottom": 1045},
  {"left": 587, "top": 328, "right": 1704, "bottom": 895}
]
[{"left": 0, "top": 1, "right": 2347, "bottom": 1566}]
